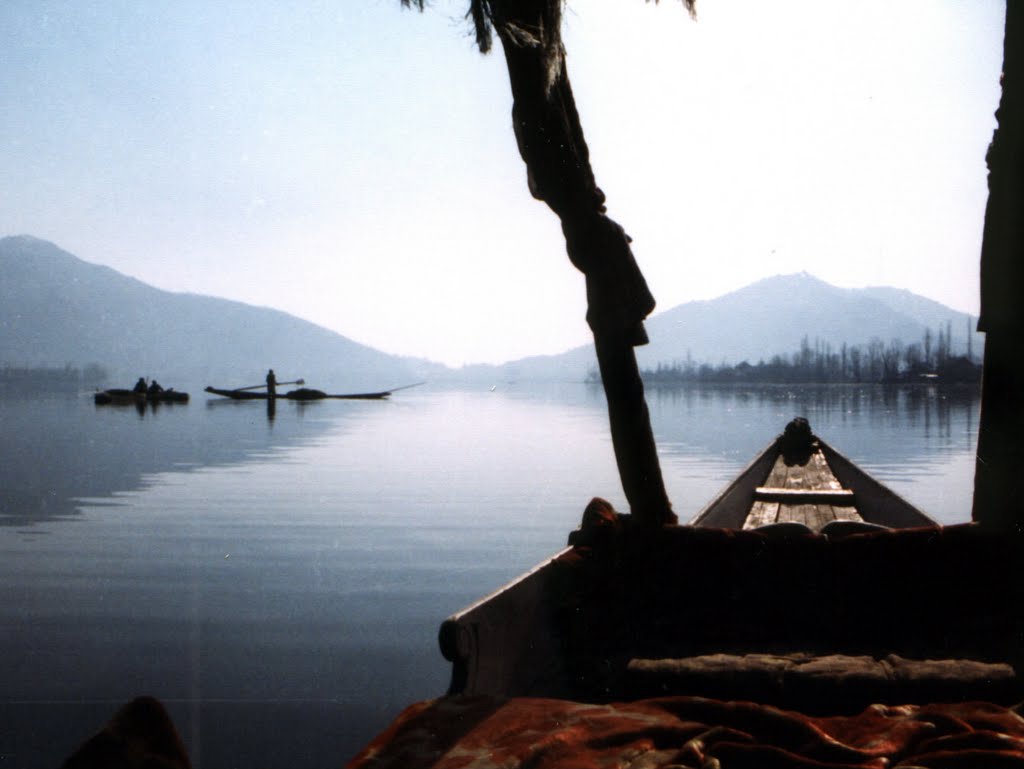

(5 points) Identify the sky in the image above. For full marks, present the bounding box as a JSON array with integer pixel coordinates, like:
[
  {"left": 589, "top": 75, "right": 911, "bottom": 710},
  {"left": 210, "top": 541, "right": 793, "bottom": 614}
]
[{"left": 1, "top": 1, "right": 1006, "bottom": 367}]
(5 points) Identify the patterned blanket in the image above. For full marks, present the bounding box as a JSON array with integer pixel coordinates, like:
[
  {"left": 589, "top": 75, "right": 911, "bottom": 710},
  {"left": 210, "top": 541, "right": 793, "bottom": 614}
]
[{"left": 349, "top": 694, "right": 1024, "bottom": 769}]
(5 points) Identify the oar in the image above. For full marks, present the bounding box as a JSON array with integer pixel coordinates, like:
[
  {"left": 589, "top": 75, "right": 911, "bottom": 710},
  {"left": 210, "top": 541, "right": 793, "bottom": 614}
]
[
  {"left": 383, "top": 382, "right": 426, "bottom": 393},
  {"left": 319, "top": 382, "right": 425, "bottom": 399},
  {"left": 234, "top": 378, "right": 304, "bottom": 392},
  {"left": 317, "top": 382, "right": 426, "bottom": 400}
]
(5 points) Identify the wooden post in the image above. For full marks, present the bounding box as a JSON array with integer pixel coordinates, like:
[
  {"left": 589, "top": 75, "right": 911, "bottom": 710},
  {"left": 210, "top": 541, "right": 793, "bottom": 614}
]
[
  {"left": 973, "top": 3, "right": 1024, "bottom": 533},
  {"left": 593, "top": 324, "right": 674, "bottom": 525},
  {"left": 974, "top": 335, "right": 1024, "bottom": 532},
  {"left": 488, "top": 1, "right": 676, "bottom": 526}
]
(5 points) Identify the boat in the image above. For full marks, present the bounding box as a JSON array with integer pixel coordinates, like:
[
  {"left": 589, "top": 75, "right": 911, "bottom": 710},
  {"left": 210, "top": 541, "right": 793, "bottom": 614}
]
[
  {"left": 94, "top": 388, "right": 189, "bottom": 405},
  {"left": 434, "top": 420, "right": 1018, "bottom": 712},
  {"left": 204, "top": 385, "right": 393, "bottom": 400},
  {"left": 688, "top": 416, "right": 936, "bottom": 533},
  {"left": 346, "top": 420, "right": 1021, "bottom": 769},
  {"left": 202, "top": 386, "right": 275, "bottom": 401}
]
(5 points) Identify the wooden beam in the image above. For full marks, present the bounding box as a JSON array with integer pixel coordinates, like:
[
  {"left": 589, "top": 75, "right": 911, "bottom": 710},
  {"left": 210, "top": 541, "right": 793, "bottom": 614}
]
[
  {"left": 489, "top": 2, "right": 676, "bottom": 526},
  {"left": 754, "top": 488, "right": 856, "bottom": 505}
]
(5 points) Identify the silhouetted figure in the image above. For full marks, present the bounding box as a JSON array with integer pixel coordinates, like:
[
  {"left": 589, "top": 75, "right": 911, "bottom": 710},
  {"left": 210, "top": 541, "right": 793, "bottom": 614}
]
[
  {"left": 132, "top": 377, "right": 147, "bottom": 394},
  {"left": 266, "top": 368, "right": 277, "bottom": 398},
  {"left": 148, "top": 380, "right": 164, "bottom": 395}
]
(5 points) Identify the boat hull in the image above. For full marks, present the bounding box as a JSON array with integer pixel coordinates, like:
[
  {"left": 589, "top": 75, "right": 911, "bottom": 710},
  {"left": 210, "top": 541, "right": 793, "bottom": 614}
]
[
  {"left": 204, "top": 386, "right": 390, "bottom": 400},
  {"left": 433, "top": 423, "right": 1023, "bottom": 711},
  {"left": 203, "top": 387, "right": 270, "bottom": 400},
  {"left": 689, "top": 432, "right": 935, "bottom": 531},
  {"left": 94, "top": 389, "right": 189, "bottom": 405}
]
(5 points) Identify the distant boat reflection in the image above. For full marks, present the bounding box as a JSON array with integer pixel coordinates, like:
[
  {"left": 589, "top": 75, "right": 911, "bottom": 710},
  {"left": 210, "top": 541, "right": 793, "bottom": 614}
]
[{"left": 0, "top": 394, "right": 341, "bottom": 527}]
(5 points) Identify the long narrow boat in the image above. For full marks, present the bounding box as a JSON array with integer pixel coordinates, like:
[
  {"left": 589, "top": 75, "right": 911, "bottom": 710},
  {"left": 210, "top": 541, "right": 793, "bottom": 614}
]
[
  {"left": 204, "top": 386, "right": 392, "bottom": 401},
  {"left": 689, "top": 416, "right": 936, "bottom": 533},
  {"left": 94, "top": 388, "right": 189, "bottom": 405},
  {"left": 434, "top": 420, "right": 1019, "bottom": 713}
]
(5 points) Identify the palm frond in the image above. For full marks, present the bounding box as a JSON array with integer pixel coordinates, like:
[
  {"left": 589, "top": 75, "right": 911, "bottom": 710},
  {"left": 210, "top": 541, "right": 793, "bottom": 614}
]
[
  {"left": 403, "top": 1, "right": 695, "bottom": 93},
  {"left": 647, "top": 0, "right": 697, "bottom": 20},
  {"left": 403, "top": 2, "right": 696, "bottom": 59}
]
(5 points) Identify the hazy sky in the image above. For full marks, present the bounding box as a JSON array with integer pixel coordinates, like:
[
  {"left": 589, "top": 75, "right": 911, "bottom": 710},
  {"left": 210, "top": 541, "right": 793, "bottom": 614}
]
[{"left": 2, "top": 1, "right": 1005, "bottom": 366}]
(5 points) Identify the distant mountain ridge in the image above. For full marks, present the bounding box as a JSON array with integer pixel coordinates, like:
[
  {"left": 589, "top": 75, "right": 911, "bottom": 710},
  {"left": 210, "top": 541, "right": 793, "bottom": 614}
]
[
  {"left": 471, "top": 273, "right": 983, "bottom": 382},
  {"left": 644, "top": 273, "right": 981, "bottom": 366},
  {"left": 0, "top": 235, "right": 437, "bottom": 389},
  {"left": 1, "top": 236, "right": 982, "bottom": 387}
]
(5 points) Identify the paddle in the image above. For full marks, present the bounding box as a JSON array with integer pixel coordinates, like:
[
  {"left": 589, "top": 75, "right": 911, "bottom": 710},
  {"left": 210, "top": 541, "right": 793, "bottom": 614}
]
[
  {"left": 384, "top": 382, "right": 426, "bottom": 393},
  {"left": 234, "top": 378, "right": 304, "bottom": 392},
  {"left": 296, "top": 382, "right": 426, "bottom": 400}
]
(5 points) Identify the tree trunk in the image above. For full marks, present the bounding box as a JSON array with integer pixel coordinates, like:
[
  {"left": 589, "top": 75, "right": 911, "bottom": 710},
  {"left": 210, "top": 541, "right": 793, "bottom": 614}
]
[
  {"left": 593, "top": 328, "right": 673, "bottom": 523},
  {"left": 490, "top": 2, "right": 676, "bottom": 525},
  {"left": 973, "top": 3, "right": 1024, "bottom": 533}
]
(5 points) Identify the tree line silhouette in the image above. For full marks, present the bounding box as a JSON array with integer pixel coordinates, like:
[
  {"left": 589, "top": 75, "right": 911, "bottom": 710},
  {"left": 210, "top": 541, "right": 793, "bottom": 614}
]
[
  {"left": 626, "top": 323, "right": 982, "bottom": 386},
  {"left": 0, "top": 363, "right": 109, "bottom": 392}
]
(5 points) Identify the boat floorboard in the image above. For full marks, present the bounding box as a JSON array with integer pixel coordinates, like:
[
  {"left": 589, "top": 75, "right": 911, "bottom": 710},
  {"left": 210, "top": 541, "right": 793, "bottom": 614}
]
[{"left": 742, "top": 448, "right": 864, "bottom": 531}]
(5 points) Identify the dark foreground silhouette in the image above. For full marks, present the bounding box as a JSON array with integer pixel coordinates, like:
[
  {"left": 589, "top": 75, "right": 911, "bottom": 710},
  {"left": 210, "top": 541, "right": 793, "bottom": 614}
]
[{"left": 61, "top": 697, "right": 190, "bottom": 769}]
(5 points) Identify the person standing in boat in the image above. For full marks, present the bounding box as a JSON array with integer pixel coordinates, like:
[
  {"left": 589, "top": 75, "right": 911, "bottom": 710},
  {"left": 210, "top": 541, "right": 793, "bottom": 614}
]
[
  {"left": 132, "top": 377, "right": 147, "bottom": 394},
  {"left": 266, "top": 369, "right": 277, "bottom": 398}
]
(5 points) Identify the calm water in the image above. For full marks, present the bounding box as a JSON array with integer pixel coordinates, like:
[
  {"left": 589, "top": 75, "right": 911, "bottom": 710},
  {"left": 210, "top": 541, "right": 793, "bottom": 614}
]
[{"left": 0, "top": 383, "right": 979, "bottom": 767}]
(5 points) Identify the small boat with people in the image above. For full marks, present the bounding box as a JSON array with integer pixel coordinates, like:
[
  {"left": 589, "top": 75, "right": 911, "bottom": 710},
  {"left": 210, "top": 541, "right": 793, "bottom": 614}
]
[
  {"left": 94, "top": 378, "right": 189, "bottom": 405},
  {"left": 94, "top": 388, "right": 189, "bottom": 405},
  {"left": 204, "top": 385, "right": 392, "bottom": 400},
  {"left": 203, "top": 381, "right": 422, "bottom": 401}
]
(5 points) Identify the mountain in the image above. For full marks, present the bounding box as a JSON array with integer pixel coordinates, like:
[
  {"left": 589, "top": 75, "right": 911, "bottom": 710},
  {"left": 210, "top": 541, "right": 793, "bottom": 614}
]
[
  {"left": 859, "top": 285, "right": 982, "bottom": 355},
  {"left": 640, "top": 273, "right": 982, "bottom": 368},
  {"left": 457, "top": 273, "right": 984, "bottom": 382},
  {"left": 0, "top": 236, "right": 437, "bottom": 389},
  {"left": 2, "top": 236, "right": 982, "bottom": 388}
]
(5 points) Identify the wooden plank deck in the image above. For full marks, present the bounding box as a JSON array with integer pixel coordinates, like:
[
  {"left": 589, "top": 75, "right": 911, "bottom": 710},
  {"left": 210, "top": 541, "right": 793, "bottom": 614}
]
[{"left": 742, "top": 447, "right": 863, "bottom": 531}]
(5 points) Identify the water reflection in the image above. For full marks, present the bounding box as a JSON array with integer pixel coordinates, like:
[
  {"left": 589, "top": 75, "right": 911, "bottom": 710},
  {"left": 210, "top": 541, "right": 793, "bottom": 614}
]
[
  {"left": 0, "top": 384, "right": 982, "bottom": 767},
  {"left": 645, "top": 383, "right": 977, "bottom": 448},
  {"left": 0, "top": 394, "right": 340, "bottom": 526},
  {"left": 2, "top": 383, "right": 980, "bottom": 529}
]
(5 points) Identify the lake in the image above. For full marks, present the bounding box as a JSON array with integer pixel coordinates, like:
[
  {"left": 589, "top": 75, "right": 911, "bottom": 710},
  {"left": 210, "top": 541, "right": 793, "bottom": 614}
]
[{"left": 0, "top": 383, "right": 980, "bottom": 768}]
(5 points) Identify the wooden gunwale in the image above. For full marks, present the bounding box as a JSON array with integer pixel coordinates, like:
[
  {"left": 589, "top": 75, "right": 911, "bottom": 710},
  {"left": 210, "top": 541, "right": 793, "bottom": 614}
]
[
  {"left": 438, "top": 427, "right": 940, "bottom": 699},
  {"left": 439, "top": 546, "right": 575, "bottom": 697}
]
